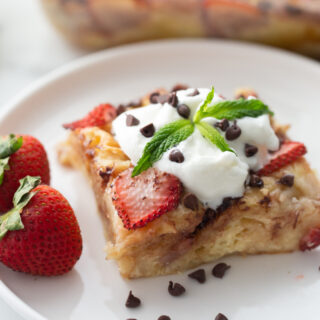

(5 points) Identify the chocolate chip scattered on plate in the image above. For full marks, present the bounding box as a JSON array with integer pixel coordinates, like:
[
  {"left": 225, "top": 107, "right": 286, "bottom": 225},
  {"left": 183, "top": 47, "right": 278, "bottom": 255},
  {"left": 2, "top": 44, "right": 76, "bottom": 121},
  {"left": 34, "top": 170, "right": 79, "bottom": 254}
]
[
  {"left": 125, "top": 291, "right": 141, "bottom": 308},
  {"left": 215, "top": 313, "right": 228, "bottom": 320},
  {"left": 168, "top": 281, "right": 186, "bottom": 296},
  {"left": 212, "top": 263, "right": 230, "bottom": 278},
  {"left": 188, "top": 269, "right": 206, "bottom": 283}
]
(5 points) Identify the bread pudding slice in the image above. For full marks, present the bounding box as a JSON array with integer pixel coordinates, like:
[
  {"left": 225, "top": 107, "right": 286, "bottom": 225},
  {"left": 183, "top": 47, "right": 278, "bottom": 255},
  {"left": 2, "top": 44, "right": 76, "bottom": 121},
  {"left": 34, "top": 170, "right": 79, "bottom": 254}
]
[{"left": 58, "top": 87, "right": 320, "bottom": 279}]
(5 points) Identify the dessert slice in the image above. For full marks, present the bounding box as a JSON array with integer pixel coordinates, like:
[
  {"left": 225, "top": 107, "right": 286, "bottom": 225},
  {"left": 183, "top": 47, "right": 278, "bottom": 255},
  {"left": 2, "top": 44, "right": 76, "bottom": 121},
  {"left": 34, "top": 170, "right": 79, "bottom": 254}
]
[{"left": 58, "top": 86, "right": 320, "bottom": 279}]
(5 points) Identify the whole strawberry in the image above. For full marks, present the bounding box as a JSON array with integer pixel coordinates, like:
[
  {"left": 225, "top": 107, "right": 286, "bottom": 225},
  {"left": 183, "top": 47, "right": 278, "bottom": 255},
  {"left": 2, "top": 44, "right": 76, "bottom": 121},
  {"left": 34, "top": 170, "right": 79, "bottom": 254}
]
[
  {"left": 0, "top": 134, "right": 50, "bottom": 213},
  {"left": 0, "top": 176, "right": 82, "bottom": 276}
]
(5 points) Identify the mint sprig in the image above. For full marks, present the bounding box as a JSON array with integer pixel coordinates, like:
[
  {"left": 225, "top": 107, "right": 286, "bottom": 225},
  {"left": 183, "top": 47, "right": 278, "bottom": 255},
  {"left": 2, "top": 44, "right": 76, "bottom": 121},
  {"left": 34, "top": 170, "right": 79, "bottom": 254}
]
[
  {"left": 0, "top": 176, "right": 41, "bottom": 240},
  {"left": 196, "top": 121, "right": 234, "bottom": 153},
  {"left": 132, "top": 86, "right": 274, "bottom": 176},
  {"left": 0, "top": 134, "right": 23, "bottom": 186},
  {"left": 132, "top": 120, "right": 194, "bottom": 177}
]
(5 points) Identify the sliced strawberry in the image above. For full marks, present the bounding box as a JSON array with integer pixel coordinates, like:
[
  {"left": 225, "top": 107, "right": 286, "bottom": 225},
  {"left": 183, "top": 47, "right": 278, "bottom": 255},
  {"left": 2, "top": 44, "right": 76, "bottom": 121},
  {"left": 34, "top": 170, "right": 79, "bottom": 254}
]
[
  {"left": 299, "top": 227, "right": 320, "bottom": 251},
  {"left": 112, "top": 168, "right": 182, "bottom": 230},
  {"left": 258, "top": 141, "right": 307, "bottom": 176},
  {"left": 63, "top": 103, "right": 117, "bottom": 130}
]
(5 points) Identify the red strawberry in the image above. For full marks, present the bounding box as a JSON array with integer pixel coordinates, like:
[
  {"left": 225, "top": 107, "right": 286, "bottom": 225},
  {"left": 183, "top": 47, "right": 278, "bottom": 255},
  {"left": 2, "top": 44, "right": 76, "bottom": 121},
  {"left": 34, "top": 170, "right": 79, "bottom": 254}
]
[
  {"left": 112, "top": 168, "right": 182, "bottom": 230},
  {"left": 0, "top": 135, "right": 50, "bottom": 213},
  {"left": 258, "top": 141, "right": 307, "bottom": 176},
  {"left": 0, "top": 176, "right": 82, "bottom": 276},
  {"left": 63, "top": 103, "right": 117, "bottom": 130},
  {"left": 299, "top": 227, "right": 320, "bottom": 251}
]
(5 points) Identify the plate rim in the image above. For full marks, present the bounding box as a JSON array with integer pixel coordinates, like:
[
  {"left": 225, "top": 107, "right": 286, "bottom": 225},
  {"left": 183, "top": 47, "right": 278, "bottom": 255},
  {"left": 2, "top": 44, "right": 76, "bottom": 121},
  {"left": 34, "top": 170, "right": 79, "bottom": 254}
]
[{"left": 0, "top": 38, "right": 319, "bottom": 320}]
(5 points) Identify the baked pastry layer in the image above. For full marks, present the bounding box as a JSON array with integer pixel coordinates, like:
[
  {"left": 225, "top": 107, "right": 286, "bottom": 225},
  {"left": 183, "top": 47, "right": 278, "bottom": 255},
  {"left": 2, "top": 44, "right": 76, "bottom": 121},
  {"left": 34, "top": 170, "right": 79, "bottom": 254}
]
[{"left": 59, "top": 124, "right": 320, "bottom": 278}]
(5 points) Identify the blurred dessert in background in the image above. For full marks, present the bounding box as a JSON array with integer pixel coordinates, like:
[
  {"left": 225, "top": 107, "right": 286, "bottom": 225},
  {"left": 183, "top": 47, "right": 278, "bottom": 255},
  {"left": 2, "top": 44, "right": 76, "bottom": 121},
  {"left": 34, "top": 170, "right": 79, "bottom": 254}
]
[{"left": 41, "top": 0, "right": 320, "bottom": 58}]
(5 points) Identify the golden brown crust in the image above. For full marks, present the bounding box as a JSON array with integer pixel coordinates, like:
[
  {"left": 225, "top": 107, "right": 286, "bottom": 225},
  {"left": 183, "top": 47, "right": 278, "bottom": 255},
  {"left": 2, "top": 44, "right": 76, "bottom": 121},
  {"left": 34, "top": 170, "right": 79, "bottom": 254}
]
[{"left": 58, "top": 122, "right": 320, "bottom": 278}]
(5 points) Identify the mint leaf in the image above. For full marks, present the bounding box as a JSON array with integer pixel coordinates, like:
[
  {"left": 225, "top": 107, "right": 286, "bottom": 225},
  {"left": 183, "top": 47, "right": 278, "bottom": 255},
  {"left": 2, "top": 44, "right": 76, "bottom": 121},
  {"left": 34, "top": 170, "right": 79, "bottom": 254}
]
[
  {"left": 196, "top": 121, "right": 234, "bottom": 153},
  {"left": 0, "top": 157, "right": 10, "bottom": 185},
  {"left": 0, "top": 134, "right": 23, "bottom": 159},
  {"left": 200, "top": 98, "right": 274, "bottom": 121},
  {"left": 0, "top": 176, "right": 41, "bottom": 240},
  {"left": 193, "top": 86, "right": 214, "bottom": 122},
  {"left": 132, "top": 120, "right": 194, "bottom": 177}
]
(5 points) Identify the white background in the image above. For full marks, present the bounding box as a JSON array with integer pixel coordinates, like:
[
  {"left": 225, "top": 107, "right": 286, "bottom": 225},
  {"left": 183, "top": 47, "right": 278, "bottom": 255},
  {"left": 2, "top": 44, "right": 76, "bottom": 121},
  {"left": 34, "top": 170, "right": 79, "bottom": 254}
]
[{"left": 0, "top": 1, "right": 84, "bottom": 318}]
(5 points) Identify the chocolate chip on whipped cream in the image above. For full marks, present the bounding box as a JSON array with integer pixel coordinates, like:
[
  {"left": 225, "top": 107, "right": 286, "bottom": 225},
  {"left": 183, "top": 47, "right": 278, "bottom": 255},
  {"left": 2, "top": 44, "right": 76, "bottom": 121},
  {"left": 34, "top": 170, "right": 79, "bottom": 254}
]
[
  {"left": 183, "top": 193, "right": 199, "bottom": 210},
  {"left": 212, "top": 263, "right": 230, "bottom": 278},
  {"left": 125, "top": 291, "right": 141, "bottom": 308},
  {"left": 126, "top": 114, "right": 140, "bottom": 127},
  {"left": 187, "top": 89, "right": 200, "bottom": 97},
  {"left": 215, "top": 119, "right": 229, "bottom": 132},
  {"left": 140, "top": 123, "right": 155, "bottom": 137},
  {"left": 226, "top": 121, "right": 241, "bottom": 140},
  {"left": 177, "top": 104, "right": 191, "bottom": 119},
  {"left": 169, "top": 149, "right": 184, "bottom": 163},
  {"left": 188, "top": 269, "right": 206, "bottom": 283},
  {"left": 245, "top": 143, "right": 258, "bottom": 157},
  {"left": 168, "top": 281, "right": 186, "bottom": 296},
  {"left": 168, "top": 92, "right": 178, "bottom": 107}
]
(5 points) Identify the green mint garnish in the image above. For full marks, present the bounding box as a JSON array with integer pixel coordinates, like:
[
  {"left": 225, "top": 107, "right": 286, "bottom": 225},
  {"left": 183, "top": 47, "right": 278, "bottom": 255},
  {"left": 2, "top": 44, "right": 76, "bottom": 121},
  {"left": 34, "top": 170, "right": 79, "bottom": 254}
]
[
  {"left": 133, "top": 86, "right": 274, "bottom": 176},
  {"left": 0, "top": 134, "right": 23, "bottom": 186},
  {"left": 196, "top": 121, "right": 234, "bottom": 154},
  {"left": 132, "top": 120, "right": 194, "bottom": 177},
  {"left": 200, "top": 98, "right": 274, "bottom": 121},
  {"left": 0, "top": 176, "right": 41, "bottom": 240}
]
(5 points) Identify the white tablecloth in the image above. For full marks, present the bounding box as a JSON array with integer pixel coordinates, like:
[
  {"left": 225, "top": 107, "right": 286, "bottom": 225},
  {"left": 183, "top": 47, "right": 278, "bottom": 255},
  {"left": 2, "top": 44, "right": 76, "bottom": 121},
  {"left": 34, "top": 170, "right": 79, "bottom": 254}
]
[{"left": 0, "top": 1, "right": 85, "bottom": 318}]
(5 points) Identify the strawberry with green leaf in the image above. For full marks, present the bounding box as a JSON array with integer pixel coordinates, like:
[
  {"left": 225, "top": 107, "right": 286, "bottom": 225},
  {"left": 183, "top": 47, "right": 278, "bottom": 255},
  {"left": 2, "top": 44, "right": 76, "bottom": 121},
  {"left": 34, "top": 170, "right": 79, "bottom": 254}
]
[
  {"left": 0, "top": 176, "right": 82, "bottom": 276},
  {"left": 0, "top": 135, "right": 50, "bottom": 213}
]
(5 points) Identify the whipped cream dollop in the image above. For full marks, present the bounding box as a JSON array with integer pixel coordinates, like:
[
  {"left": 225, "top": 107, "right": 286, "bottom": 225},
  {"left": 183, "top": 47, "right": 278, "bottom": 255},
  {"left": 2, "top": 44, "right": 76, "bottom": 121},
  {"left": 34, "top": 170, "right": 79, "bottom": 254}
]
[{"left": 112, "top": 88, "right": 279, "bottom": 209}]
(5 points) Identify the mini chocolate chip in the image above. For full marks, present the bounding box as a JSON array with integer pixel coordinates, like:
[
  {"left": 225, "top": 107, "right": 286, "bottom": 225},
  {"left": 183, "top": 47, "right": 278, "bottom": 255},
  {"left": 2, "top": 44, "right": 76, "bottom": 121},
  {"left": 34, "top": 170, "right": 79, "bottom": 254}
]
[
  {"left": 285, "top": 4, "right": 302, "bottom": 15},
  {"left": 171, "top": 84, "right": 189, "bottom": 92},
  {"left": 158, "top": 94, "right": 170, "bottom": 104},
  {"left": 215, "top": 313, "right": 228, "bottom": 320},
  {"left": 168, "top": 92, "right": 178, "bottom": 107},
  {"left": 215, "top": 119, "right": 229, "bottom": 132},
  {"left": 169, "top": 149, "right": 184, "bottom": 163},
  {"left": 150, "top": 92, "right": 160, "bottom": 103},
  {"left": 245, "top": 143, "right": 258, "bottom": 157},
  {"left": 259, "top": 196, "right": 271, "bottom": 206},
  {"left": 177, "top": 104, "right": 190, "bottom": 119},
  {"left": 168, "top": 281, "right": 185, "bottom": 296},
  {"left": 188, "top": 269, "right": 206, "bottom": 283},
  {"left": 126, "top": 114, "right": 140, "bottom": 126},
  {"left": 158, "top": 316, "right": 171, "bottom": 320},
  {"left": 212, "top": 263, "right": 230, "bottom": 278},
  {"left": 183, "top": 193, "right": 199, "bottom": 210},
  {"left": 140, "top": 123, "right": 155, "bottom": 137},
  {"left": 258, "top": 1, "right": 272, "bottom": 12},
  {"left": 125, "top": 291, "right": 141, "bottom": 308},
  {"left": 116, "top": 104, "right": 126, "bottom": 115},
  {"left": 225, "top": 122, "right": 241, "bottom": 140},
  {"left": 188, "top": 89, "right": 200, "bottom": 97},
  {"left": 99, "top": 166, "right": 113, "bottom": 183},
  {"left": 249, "top": 174, "right": 264, "bottom": 188},
  {"left": 279, "top": 174, "right": 294, "bottom": 187}
]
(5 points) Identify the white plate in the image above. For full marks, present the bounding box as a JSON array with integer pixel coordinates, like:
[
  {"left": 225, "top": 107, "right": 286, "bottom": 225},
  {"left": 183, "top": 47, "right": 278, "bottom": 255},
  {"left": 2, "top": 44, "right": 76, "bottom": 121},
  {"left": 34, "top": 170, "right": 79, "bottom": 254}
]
[{"left": 0, "top": 39, "right": 320, "bottom": 320}]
